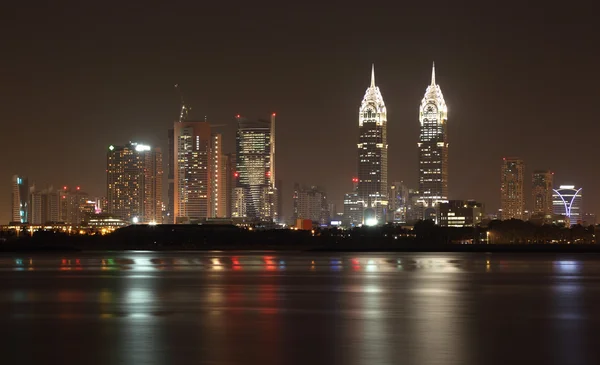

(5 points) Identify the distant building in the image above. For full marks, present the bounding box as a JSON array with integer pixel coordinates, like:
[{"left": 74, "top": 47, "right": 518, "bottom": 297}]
[
  {"left": 292, "top": 184, "right": 329, "bottom": 225},
  {"left": 167, "top": 128, "right": 175, "bottom": 223},
  {"left": 357, "top": 65, "right": 388, "bottom": 224},
  {"left": 552, "top": 185, "right": 583, "bottom": 226},
  {"left": 532, "top": 170, "right": 553, "bottom": 216},
  {"left": 438, "top": 200, "right": 483, "bottom": 227},
  {"left": 107, "top": 142, "right": 163, "bottom": 224},
  {"left": 11, "top": 175, "right": 29, "bottom": 223},
  {"left": 582, "top": 213, "right": 596, "bottom": 226},
  {"left": 233, "top": 114, "right": 278, "bottom": 222},
  {"left": 388, "top": 181, "right": 409, "bottom": 223},
  {"left": 500, "top": 158, "right": 524, "bottom": 220},
  {"left": 418, "top": 63, "right": 449, "bottom": 221}
]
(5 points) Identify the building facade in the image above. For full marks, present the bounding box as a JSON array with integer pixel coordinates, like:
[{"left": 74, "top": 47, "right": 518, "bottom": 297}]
[
  {"left": 292, "top": 184, "right": 329, "bottom": 225},
  {"left": 417, "top": 63, "right": 449, "bottom": 221},
  {"left": 357, "top": 65, "right": 388, "bottom": 224},
  {"left": 388, "top": 181, "right": 409, "bottom": 223},
  {"left": 11, "top": 175, "right": 29, "bottom": 223},
  {"left": 107, "top": 143, "right": 163, "bottom": 224},
  {"left": 500, "top": 158, "right": 525, "bottom": 220},
  {"left": 439, "top": 200, "right": 483, "bottom": 227},
  {"left": 552, "top": 185, "right": 583, "bottom": 226},
  {"left": 532, "top": 170, "right": 553, "bottom": 217},
  {"left": 233, "top": 114, "right": 278, "bottom": 222}
]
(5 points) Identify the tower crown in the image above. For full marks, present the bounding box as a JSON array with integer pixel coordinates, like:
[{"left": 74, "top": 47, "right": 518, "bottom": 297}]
[
  {"left": 419, "top": 62, "right": 447, "bottom": 124},
  {"left": 360, "top": 64, "right": 386, "bottom": 126}
]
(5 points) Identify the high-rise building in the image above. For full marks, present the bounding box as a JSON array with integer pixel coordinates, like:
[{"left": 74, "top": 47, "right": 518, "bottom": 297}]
[
  {"left": 292, "top": 184, "right": 329, "bottom": 225},
  {"left": 224, "top": 153, "right": 236, "bottom": 218},
  {"left": 357, "top": 65, "right": 388, "bottom": 224},
  {"left": 233, "top": 114, "right": 277, "bottom": 221},
  {"left": 532, "top": 170, "right": 553, "bottom": 216},
  {"left": 343, "top": 177, "right": 362, "bottom": 226},
  {"left": 418, "top": 63, "right": 449, "bottom": 221},
  {"left": 107, "top": 142, "right": 163, "bottom": 223},
  {"left": 552, "top": 185, "right": 583, "bottom": 226},
  {"left": 11, "top": 175, "right": 29, "bottom": 223},
  {"left": 167, "top": 128, "right": 175, "bottom": 223},
  {"left": 388, "top": 181, "right": 410, "bottom": 223},
  {"left": 173, "top": 121, "right": 218, "bottom": 223},
  {"left": 500, "top": 158, "right": 525, "bottom": 220},
  {"left": 27, "top": 185, "right": 62, "bottom": 224}
]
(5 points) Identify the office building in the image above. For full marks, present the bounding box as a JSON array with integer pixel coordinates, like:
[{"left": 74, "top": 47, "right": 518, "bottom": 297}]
[
  {"left": 500, "top": 158, "right": 525, "bottom": 220},
  {"left": 11, "top": 175, "right": 29, "bottom": 223},
  {"left": 532, "top": 170, "right": 553, "bottom": 216},
  {"left": 357, "top": 65, "right": 388, "bottom": 224},
  {"left": 167, "top": 128, "right": 175, "bottom": 223},
  {"left": 388, "top": 181, "right": 409, "bottom": 223},
  {"left": 292, "top": 184, "right": 329, "bottom": 225},
  {"left": 233, "top": 114, "right": 278, "bottom": 221},
  {"left": 552, "top": 185, "right": 583, "bottom": 226},
  {"left": 107, "top": 142, "right": 163, "bottom": 223},
  {"left": 418, "top": 63, "right": 449, "bottom": 221},
  {"left": 439, "top": 200, "right": 483, "bottom": 227}
]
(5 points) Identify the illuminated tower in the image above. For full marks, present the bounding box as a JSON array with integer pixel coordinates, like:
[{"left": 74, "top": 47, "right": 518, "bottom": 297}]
[
  {"left": 357, "top": 65, "right": 388, "bottom": 224},
  {"left": 532, "top": 170, "right": 553, "bottom": 216},
  {"left": 233, "top": 114, "right": 277, "bottom": 221},
  {"left": 107, "top": 142, "right": 163, "bottom": 223},
  {"left": 552, "top": 185, "right": 583, "bottom": 226},
  {"left": 500, "top": 158, "right": 524, "bottom": 220},
  {"left": 11, "top": 175, "right": 29, "bottom": 223},
  {"left": 418, "top": 62, "right": 448, "bottom": 221}
]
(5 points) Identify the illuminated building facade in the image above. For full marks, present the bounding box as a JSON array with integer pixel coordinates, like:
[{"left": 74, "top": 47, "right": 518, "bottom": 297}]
[
  {"left": 388, "top": 181, "right": 409, "bottom": 223},
  {"left": 439, "top": 200, "right": 483, "bottom": 227},
  {"left": 292, "top": 184, "right": 329, "bottom": 225},
  {"left": 532, "top": 170, "right": 553, "bottom": 216},
  {"left": 107, "top": 142, "right": 163, "bottom": 223},
  {"left": 500, "top": 158, "right": 525, "bottom": 220},
  {"left": 343, "top": 178, "right": 362, "bottom": 226},
  {"left": 173, "top": 121, "right": 225, "bottom": 223},
  {"left": 357, "top": 65, "right": 388, "bottom": 224},
  {"left": 552, "top": 185, "right": 583, "bottom": 226},
  {"left": 11, "top": 175, "right": 29, "bottom": 223},
  {"left": 418, "top": 63, "right": 449, "bottom": 221},
  {"left": 233, "top": 114, "right": 278, "bottom": 221}
]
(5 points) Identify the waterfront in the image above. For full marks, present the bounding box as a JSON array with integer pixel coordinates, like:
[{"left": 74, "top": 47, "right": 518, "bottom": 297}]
[{"left": 0, "top": 252, "right": 599, "bottom": 365}]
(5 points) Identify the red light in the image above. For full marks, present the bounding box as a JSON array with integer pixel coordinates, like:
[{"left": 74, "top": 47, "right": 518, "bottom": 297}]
[
  {"left": 63, "top": 186, "right": 67, "bottom": 190},
  {"left": 236, "top": 114, "right": 240, "bottom": 118},
  {"left": 266, "top": 171, "right": 271, "bottom": 177},
  {"left": 62, "top": 196, "right": 66, "bottom": 199},
  {"left": 76, "top": 186, "right": 80, "bottom": 190},
  {"left": 234, "top": 172, "right": 239, "bottom": 178},
  {"left": 272, "top": 113, "right": 276, "bottom": 116},
  {"left": 352, "top": 177, "right": 358, "bottom": 183}
]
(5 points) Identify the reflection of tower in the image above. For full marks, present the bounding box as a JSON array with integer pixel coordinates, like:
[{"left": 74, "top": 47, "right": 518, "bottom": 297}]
[
  {"left": 357, "top": 65, "right": 388, "bottom": 224},
  {"left": 418, "top": 63, "right": 448, "bottom": 221}
]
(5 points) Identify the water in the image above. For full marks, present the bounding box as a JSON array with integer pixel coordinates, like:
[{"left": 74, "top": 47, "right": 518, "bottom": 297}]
[{"left": 0, "top": 251, "right": 598, "bottom": 365}]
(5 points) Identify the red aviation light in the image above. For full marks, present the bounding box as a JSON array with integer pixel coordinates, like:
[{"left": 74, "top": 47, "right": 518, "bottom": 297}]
[
  {"left": 234, "top": 172, "right": 239, "bottom": 178},
  {"left": 352, "top": 177, "right": 358, "bottom": 183},
  {"left": 76, "top": 186, "right": 80, "bottom": 191},
  {"left": 63, "top": 186, "right": 67, "bottom": 190},
  {"left": 236, "top": 114, "right": 241, "bottom": 118},
  {"left": 272, "top": 113, "right": 276, "bottom": 116},
  {"left": 266, "top": 171, "right": 271, "bottom": 177}
]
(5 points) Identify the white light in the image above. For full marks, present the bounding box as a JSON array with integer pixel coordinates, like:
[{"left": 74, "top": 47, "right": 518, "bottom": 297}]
[
  {"left": 149, "top": 221, "right": 157, "bottom": 226},
  {"left": 109, "top": 145, "right": 114, "bottom": 151},
  {"left": 365, "top": 218, "right": 378, "bottom": 227},
  {"left": 134, "top": 144, "right": 151, "bottom": 152},
  {"left": 132, "top": 216, "right": 139, "bottom": 224},
  {"left": 559, "top": 185, "right": 575, "bottom": 189}
]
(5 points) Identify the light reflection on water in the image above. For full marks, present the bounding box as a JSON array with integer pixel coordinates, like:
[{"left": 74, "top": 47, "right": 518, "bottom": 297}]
[{"left": 2, "top": 253, "right": 600, "bottom": 365}]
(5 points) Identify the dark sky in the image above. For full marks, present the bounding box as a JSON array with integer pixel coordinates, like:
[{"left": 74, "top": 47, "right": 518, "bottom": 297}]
[{"left": 1, "top": 1, "right": 599, "bottom": 223}]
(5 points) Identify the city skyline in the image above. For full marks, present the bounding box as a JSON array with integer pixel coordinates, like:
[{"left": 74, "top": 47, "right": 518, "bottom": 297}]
[{"left": 1, "top": 3, "right": 599, "bottom": 223}]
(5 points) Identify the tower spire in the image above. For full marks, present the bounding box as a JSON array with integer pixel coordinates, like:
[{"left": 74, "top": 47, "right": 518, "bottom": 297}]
[
  {"left": 431, "top": 62, "right": 436, "bottom": 86},
  {"left": 371, "top": 64, "right": 375, "bottom": 88}
]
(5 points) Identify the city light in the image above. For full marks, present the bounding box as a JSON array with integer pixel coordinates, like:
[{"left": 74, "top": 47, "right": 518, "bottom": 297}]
[
  {"left": 132, "top": 216, "right": 139, "bottom": 224},
  {"left": 134, "top": 144, "right": 151, "bottom": 152},
  {"left": 365, "top": 218, "right": 378, "bottom": 227}
]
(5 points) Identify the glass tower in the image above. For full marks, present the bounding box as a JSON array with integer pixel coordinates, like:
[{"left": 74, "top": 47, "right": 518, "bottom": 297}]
[
  {"left": 418, "top": 63, "right": 448, "bottom": 221},
  {"left": 357, "top": 65, "right": 388, "bottom": 225}
]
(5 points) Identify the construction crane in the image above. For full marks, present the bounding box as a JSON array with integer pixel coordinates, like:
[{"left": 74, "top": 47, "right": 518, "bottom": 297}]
[{"left": 174, "top": 84, "right": 190, "bottom": 123}]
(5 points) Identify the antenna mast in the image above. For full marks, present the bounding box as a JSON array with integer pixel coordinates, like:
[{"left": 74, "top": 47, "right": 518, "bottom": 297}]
[{"left": 175, "top": 84, "right": 190, "bottom": 123}]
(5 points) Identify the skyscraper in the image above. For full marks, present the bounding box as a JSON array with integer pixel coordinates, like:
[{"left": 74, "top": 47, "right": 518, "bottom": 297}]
[
  {"left": 173, "top": 121, "right": 220, "bottom": 223},
  {"left": 107, "top": 143, "right": 163, "bottom": 223},
  {"left": 532, "top": 170, "right": 553, "bottom": 216},
  {"left": 357, "top": 65, "right": 388, "bottom": 224},
  {"left": 418, "top": 63, "right": 449, "bottom": 221},
  {"left": 500, "top": 158, "right": 525, "bottom": 220},
  {"left": 233, "top": 114, "right": 278, "bottom": 221},
  {"left": 292, "top": 184, "right": 329, "bottom": 225},
  {"left": 11, "top": 175, "right": 29, "bottom": 223},
  {"left": 552, "top": 185, "right": 583, "bottom": 226}
]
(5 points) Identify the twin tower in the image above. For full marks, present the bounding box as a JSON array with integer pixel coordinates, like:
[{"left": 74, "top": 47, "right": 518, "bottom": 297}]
[{"left": 356, "top": 63, "right": 448, "bottom": 225}]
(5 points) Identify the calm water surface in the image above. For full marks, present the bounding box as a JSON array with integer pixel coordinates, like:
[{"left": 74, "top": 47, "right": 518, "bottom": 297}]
[{"left": 0, "top": 252, "right": 599, "bottom": 365}]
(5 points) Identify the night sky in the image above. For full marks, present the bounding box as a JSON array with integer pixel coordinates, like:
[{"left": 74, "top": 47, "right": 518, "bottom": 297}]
[{"left": 1, "top": 1, "right": 598, "bottom": 223}]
